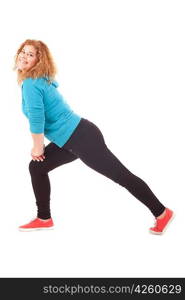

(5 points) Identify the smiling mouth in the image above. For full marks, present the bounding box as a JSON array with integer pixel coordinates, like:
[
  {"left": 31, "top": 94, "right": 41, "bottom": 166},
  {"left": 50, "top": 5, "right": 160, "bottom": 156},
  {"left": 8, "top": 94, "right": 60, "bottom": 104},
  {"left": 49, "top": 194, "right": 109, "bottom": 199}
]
[{"left": 19, "top": 58, "right": 28, "bottom": 64}]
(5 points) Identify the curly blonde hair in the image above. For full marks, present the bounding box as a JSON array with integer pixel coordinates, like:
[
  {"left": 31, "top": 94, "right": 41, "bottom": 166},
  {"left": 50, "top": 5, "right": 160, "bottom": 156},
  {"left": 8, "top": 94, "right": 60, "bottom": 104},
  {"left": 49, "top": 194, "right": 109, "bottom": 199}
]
[{"left": 14, "top": 39, "right": 57, "bottom": 84}]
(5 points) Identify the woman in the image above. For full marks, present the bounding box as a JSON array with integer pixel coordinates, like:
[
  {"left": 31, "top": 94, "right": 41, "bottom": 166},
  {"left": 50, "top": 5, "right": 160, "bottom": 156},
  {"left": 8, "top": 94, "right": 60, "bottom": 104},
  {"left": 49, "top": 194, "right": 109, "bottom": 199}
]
[{"left": 14, "top": 39, "right": 174, "bottom": 234}]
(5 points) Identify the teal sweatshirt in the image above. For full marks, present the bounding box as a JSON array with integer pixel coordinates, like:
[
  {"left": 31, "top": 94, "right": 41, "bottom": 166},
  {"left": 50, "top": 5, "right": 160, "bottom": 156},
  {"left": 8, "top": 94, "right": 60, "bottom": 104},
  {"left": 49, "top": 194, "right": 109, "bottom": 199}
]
[{"left": 22, "top": 77, "right": 81, "bottom": 147}]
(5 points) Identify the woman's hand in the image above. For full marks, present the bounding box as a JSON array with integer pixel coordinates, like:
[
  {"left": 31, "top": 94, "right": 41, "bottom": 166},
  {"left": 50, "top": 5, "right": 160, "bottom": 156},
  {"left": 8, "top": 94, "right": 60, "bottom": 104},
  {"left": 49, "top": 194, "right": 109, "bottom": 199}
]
[{"left": 31, "top": 145, "right": 45, "bottom": 162}]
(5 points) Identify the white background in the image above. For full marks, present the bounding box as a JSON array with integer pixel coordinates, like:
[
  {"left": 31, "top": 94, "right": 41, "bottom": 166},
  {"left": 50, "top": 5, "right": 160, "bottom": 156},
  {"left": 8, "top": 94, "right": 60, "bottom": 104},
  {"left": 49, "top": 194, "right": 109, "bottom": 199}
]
[{"left": 0, "top": 0, "right": 184, "bottom": 277}]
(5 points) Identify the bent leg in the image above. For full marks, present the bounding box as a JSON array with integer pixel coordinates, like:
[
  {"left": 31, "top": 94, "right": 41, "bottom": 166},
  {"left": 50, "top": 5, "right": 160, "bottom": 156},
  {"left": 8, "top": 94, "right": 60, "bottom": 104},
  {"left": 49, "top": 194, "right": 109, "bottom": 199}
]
[{"left": 29, "top": 142, "right": 78, "bottom": 219}]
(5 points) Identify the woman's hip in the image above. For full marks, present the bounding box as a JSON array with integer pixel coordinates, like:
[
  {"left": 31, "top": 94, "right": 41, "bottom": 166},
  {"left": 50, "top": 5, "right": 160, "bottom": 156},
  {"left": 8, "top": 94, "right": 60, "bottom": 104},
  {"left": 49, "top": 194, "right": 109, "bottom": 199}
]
[{"left": 63, "top": 117, "right": 106, "bottom": 152}]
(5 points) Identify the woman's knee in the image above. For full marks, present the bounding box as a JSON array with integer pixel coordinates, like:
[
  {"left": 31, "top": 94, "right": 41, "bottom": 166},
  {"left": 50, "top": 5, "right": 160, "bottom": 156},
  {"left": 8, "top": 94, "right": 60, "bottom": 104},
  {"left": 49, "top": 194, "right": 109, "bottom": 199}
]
[
  {"left": 29, "top": 160, "right": 45, "bottom": 175},
  {"left": 114, "top": 170, "right": 135, "bottom": 187}
]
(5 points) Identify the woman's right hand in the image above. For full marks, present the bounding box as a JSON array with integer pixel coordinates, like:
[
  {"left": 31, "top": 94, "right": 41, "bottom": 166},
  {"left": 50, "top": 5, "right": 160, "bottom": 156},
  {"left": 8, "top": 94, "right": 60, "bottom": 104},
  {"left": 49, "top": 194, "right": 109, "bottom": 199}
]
[
  {"left": 31, "top": 153, "right": 45, "bottom": 162},
  {"left": 31, "top": 144, "right": 46, "bottom": 161}
]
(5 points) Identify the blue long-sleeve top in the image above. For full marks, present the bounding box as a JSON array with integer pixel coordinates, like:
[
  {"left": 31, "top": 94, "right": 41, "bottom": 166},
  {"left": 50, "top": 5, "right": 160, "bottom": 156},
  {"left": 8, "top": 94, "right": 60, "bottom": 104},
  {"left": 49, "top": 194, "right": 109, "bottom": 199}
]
[{"left": 21, "top": 77, "right": 81, "bottom": 147}]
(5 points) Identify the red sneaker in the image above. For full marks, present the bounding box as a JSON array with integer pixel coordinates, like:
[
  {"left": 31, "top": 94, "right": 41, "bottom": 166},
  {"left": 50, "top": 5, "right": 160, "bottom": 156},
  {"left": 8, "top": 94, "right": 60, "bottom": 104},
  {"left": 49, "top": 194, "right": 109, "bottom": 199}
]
[
  {"left": 149, "top": 208, "right": 174, "bottom": 235},
  {"left": 18, "top": 218, "right": 54, "bottom": 232}
]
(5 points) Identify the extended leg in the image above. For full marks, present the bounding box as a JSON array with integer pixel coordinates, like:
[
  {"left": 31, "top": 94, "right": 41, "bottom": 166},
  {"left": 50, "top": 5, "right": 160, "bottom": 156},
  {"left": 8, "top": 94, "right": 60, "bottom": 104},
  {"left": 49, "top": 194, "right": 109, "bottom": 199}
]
[{"left": 63, "top": 119, "right": 165, "bottom": 217}]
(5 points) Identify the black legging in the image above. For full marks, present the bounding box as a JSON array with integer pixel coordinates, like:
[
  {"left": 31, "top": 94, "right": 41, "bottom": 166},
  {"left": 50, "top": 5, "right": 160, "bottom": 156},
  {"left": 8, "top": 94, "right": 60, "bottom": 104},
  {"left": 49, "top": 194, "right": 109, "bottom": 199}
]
[{"left": 29, "top": 118, "right": 165, "bottom": 219}]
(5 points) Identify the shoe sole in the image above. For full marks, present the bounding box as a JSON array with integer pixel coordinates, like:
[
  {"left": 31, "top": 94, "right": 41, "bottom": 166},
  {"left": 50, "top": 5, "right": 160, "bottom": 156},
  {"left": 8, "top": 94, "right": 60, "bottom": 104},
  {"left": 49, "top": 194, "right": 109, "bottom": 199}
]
[
  {"left": 149, "top": 211, "right": 175, "bottom": 235},
  {"left": 18, "top": 226, "right": 55, "bottom": 232}
]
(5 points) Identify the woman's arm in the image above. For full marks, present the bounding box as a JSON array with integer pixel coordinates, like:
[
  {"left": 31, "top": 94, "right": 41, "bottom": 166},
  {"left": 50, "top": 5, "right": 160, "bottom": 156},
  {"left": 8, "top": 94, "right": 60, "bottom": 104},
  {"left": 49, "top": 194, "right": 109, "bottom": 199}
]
[
  {"left": 23, "top": 79, "right": 46, "bottom": 161},
  {"left": 31, "top": 133, "right": 44, "bottom": 148},
  {"left": 31, "top": 133, "right": 45, "bottom": 156},
  {"left": 23, "top": 79, "right": 45, "bottom": 134}
]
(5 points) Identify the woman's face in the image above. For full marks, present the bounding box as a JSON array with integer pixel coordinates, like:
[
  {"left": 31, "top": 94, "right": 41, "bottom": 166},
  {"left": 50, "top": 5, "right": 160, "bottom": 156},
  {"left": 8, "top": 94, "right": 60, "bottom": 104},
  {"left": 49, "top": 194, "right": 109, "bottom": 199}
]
[{"left": 17, "top": 45, "right": 38, "bottom": 71}]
